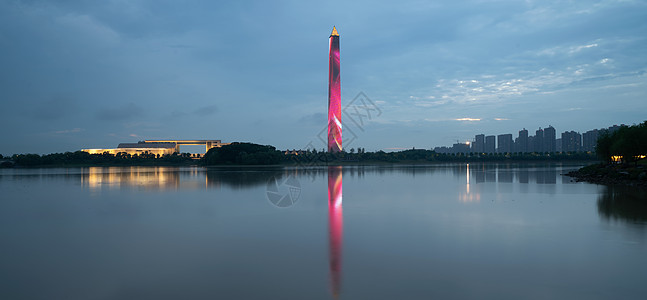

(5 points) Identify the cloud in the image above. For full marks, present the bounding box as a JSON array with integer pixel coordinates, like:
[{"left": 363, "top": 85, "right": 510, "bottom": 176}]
[
  {"left": 96, "top": 103, "right": 144, "bottom": 121},
  {"left": 535, "top": 41, "right": 601, "bottom": 57},
  {"left": 56, "top": 13, "right": 120, "bottom": 46},
  {"left": 412, "top": 52, "right": 642, "bottom": 109},
  {"left": 193, "top": 104, "right": 218, "bottom": 116},
  {"left": 53, "top": 128, "right": 83, "bottom": 134},
  {"left": 298, "top": 112, "right": 326, "bottom": 126},
  {"left": 169, "top": 110, "right": 188, "bottom": 118},
  {"left": 494, "top": 118, "right": 509, "bottom": 121},
  {"left": 409, "top": 95, "right": 436, "bottom": 100},
  {"left": 413, "top": 99, "right": 452, "bottom": 108},
  {"left": 569, "top": 43, "right": 598, "bottom": 54},
  {"left": 25, "top": 97, "right": 77, "bottom": 121},
  {"left": 1, "top": 0, "right": 646, "bottom": 154},
  {"left": 455, "top": 118, "right": 481, "bottom": 121}
]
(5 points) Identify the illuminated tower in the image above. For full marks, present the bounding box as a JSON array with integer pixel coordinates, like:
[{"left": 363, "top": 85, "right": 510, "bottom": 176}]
[{"left": 328, "top": 26, "right": 342, "bottom": 152}]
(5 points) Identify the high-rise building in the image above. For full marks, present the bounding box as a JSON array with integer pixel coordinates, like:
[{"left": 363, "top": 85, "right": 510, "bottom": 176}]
[
  {"left": 453, "top": 142, "right": 471, "bottom": 153},
  {"left": 497, "top": 134, "right": 513, "bottom": 153},
  {"left": 561, "top": 131, "right": 581, "bottom": 152},
  {"left": 472, "top": 134, "right": 485, "bottom": 153},
  {"left": 433, "top": 125, "right": 612, "bottom": 155},
  {"left": 534, "top": 128, "right": 544, "bottom": 153},
  {"left": 433, "top": 146, "right": 451, "bottom": 154},
  {"left": 328, "top": 27, "right": 342, "bottom": 152},
  {"left": 582, "top": 129, "right": 599, "bottom": 152},
  {"left": 543, "top": 126, "right": 556, "bottom": 153},
  {"left": 485, "top": 135, "right": 496, "bottom": 154},
  {"left": 527, "top": 136, "right": 535, "bottom": 152},
  {"left": 517, "top": 128, "right": 528, "bottom": 153}
]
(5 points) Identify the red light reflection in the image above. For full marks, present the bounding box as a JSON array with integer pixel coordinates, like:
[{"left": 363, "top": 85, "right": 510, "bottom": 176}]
[{"left": 328, "top": 166, "right": 343, "bottom": 297}]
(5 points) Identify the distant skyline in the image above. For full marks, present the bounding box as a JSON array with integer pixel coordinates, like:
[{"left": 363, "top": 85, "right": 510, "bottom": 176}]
[
  {"left": 1, "top": 0, "right": 646, "bottom": 155},
  {"left": 433, "top": 122, "right": 620, "bottom": 154}
]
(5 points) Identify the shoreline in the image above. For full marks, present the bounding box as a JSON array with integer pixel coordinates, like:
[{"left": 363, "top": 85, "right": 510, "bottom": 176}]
[
  {"left": 1, "top": 160, "right": 598, "bottom": 169},
  {"left": 565, "top": 163, "right": 647, "bottom": 187}
]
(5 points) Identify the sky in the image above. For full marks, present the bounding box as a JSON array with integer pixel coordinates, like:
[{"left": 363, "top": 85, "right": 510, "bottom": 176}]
[{"left": 1, "top": 0, "right": 646, "bottom": 155}]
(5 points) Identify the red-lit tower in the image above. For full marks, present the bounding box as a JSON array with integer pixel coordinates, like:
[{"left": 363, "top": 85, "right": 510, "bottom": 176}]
[{"left": 328, "top": 26, "right": 342, "bottom": 152}]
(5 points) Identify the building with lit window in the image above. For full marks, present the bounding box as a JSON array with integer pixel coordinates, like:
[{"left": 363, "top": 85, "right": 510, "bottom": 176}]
[
  {"left": 561, "top": 131, "right": 581, "bottom": 152},
  {"left": 83, "top": 140, "right": 229, "bottom": 156},
  {"left": 582, "top": 129, "right": 599, "bottom": 152}
]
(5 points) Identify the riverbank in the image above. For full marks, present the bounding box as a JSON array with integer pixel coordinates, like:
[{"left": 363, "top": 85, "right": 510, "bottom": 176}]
[
  {"left": 565, "top": 163, "right": 647, "bottom": 187},
  {"left": 2, "top": 159, "right": 598, "bottom": 169}
]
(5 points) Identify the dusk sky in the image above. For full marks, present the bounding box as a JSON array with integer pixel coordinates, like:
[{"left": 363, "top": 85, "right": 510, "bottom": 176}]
[{"left": 1, "top": 0, "right": 646, "bottom": 155}]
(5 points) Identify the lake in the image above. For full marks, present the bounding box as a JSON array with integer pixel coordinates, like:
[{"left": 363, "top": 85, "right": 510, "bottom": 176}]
[{"left": 1, "top": 164, "right": 646, "bottom": 299}]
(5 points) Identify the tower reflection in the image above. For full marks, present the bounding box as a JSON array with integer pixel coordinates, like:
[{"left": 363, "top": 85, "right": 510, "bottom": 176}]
[{"left": 328, "top": 166, "right": 343, "bottom": 298}]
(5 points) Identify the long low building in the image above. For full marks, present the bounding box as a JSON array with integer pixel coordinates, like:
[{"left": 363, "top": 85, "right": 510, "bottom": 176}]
[{"left": 82, "top": 140, "right": 229, "bottom": 156}]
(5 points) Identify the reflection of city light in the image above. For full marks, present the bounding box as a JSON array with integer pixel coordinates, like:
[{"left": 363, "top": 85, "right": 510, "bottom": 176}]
[
  {"left": 459, "top": 191, "right": 481, "bottom": 203},
  {"left": 328, "top": 166, "right": 343, "bottom": 297},
  {"left": 83, "top": 167, "right": 180, "bottom": 190},
  {"left": 460, "top": 163, "right": 481, "bottom": 203}
]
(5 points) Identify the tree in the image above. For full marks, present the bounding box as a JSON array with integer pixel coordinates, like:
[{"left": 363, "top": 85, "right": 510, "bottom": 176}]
[
  {"left": 203, "top": 142, "right": 282, "bottom": 165},
  {"left": 612, "top": 124, "right": 645, "bottom": 165},
  {"left": 596, "top": 132, "right": 613, "bottom": 163},
  {"left": 596, "top": 121, "right": 647, "bottom": 165}
]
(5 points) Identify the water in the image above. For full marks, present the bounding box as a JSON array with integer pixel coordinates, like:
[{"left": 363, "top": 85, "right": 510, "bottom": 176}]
[{"left": 1, "top": 164, "right": 646, "bottom": 299}]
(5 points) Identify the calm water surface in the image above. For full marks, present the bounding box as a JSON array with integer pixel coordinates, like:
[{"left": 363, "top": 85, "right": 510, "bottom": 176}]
[{"left": 1, "top": 164, "right": 646, "bottom": 299}]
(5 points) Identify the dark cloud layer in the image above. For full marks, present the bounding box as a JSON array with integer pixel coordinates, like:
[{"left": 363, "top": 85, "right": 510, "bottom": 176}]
[
  {"left": 96, "top": 103, "right": 144, "bottom": 121},
  {"left": 0, "top": 0, "right": 646, "bottom": 154},
  {"left": 25, "top": 97, "right": 77, "bottom": 121},
  {"left": 193, "top": 104, "right": 218, "bottom": 116}
]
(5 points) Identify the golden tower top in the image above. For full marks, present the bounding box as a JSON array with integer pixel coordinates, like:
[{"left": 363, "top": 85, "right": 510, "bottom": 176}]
[{"left": 330, "top": 26, "right": 339, "bottom": 37}]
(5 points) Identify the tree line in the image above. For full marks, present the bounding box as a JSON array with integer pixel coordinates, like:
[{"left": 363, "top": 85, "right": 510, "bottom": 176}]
[
  {"left": 596, "top": 121, "right": 647, "bottom": 165},
  {"left": 287, "top": 148, "right": 596, "bottom": 165},
  {"left": 2, "top": 142, "right": 599, "bottom": 168},
  {"left": 202, "top": 142, "right": 283, "bottom": 165},
  {"left": 4, "top": 151, "right": 195, "bottom": 167}
]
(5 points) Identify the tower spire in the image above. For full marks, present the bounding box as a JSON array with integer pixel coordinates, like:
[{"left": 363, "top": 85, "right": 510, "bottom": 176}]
[{"left": 330, "top": 26, "right": 339, "bottom": 37}]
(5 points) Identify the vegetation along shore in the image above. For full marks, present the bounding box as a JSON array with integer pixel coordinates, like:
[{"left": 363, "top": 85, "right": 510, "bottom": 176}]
[{"left": 566, "top": 121, "right": 647, "bottom": 187}]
